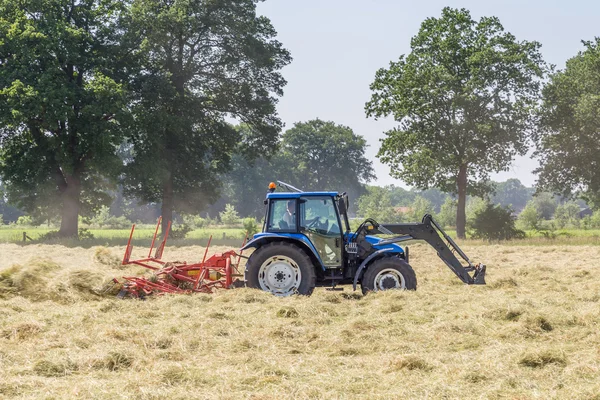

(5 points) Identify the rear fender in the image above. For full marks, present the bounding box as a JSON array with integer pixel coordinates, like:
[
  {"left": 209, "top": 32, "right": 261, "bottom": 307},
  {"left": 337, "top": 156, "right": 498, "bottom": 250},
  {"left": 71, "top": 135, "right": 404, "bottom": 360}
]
[{"left": 241, "top": 233, "right": 326, "bottom": 271}]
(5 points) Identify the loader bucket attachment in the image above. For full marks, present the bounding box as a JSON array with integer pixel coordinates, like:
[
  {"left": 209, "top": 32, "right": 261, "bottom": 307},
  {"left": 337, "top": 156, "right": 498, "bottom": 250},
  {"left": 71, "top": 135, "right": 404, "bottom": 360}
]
[{"left": 378, "top": 214, "right": 487, "bottom": 285}]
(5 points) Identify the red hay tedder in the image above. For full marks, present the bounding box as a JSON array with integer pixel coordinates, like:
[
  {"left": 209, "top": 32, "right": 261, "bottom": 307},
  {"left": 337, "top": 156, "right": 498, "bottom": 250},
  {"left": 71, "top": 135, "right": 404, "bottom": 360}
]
[{"left": 115, "top": 218, "right": 247, "bottom": 298}]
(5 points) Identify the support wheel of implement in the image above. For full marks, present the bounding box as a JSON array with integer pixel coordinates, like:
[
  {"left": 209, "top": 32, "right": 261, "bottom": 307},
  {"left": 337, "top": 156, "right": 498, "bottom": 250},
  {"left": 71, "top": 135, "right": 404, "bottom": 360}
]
[
  {"left": 361, "top": 257, "right": 417, "bottom": 294},
  {"left": 245, "top": 242, "right": 316, "bottom": 296}
]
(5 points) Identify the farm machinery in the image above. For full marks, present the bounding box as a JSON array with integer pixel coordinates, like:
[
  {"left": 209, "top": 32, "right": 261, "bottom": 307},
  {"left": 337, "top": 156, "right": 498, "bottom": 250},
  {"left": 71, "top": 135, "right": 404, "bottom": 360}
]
[
  {"left": 116, "top": 181, "right": 486, "bottom": 297},
  {"left": 116, "top": 218, "right": 247, "bottom": 298}
]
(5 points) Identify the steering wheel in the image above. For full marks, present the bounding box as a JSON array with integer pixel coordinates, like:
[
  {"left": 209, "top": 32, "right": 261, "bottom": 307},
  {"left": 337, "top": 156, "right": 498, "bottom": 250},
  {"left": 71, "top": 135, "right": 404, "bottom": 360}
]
[{"left": 306, "top": 216, "right": 329, "bottom": 233}]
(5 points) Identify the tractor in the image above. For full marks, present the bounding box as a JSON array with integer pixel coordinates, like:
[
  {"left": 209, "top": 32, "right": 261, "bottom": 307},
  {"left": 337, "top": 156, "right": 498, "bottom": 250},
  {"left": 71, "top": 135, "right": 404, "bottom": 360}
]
[{"left": 242, "top": 181, "right": 486, "bottom": 296}]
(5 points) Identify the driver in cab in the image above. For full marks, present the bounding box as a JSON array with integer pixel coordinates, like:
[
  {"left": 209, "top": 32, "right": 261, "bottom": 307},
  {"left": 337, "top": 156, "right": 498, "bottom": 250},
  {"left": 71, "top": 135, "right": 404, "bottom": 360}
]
[{"left": 283, "top": 200, "right": 295, "bottom": 229}]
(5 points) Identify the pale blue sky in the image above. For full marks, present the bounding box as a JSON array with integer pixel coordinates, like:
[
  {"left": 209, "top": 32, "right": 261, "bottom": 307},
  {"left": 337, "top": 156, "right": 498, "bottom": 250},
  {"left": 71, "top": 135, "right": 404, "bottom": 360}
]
[{"left": 256, "top": 0, "right": 600, "bottom": 188}]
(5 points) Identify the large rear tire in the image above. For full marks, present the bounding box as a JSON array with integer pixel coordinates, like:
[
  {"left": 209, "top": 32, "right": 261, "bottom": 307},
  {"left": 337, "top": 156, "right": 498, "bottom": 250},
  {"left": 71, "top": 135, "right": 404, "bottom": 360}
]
[
  {"left": 361, "top": 257, "right": 417, "bottom": 294},
  {"left": 245, "top": 242, "right": 316, "bottom": 296}
]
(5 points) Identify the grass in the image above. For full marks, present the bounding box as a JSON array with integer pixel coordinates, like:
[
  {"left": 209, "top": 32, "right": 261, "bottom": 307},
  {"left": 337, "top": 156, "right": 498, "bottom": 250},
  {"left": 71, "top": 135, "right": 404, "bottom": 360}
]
[
  {"left": 1, "top": 242, "right": 600, "bottom": 399},
  {"left": 0, "top": 226, "right": 249, "bottom": 247}
]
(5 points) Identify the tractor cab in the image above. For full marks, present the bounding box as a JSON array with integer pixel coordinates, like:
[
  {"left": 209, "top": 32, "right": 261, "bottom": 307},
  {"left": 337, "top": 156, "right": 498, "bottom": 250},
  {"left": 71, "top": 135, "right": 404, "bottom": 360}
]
[{"left": 263, "top": 191, "right": 348, "bottom": 268}]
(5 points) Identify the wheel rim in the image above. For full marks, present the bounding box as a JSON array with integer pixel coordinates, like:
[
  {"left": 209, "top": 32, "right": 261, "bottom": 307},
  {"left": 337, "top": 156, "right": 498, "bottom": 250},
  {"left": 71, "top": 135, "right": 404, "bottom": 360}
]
[
  {"left": 258, "top": 255, "right": 302, "bottom": 296},
  {"left": 373, "top": 268, "right": 406, "bottom": 291}
]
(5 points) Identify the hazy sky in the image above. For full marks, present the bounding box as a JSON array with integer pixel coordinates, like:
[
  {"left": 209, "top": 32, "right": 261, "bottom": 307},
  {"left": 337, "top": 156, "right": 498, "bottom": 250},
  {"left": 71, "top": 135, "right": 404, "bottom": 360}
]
[{"left": 256, "top": 0, "right": 600, "bottom": 189}]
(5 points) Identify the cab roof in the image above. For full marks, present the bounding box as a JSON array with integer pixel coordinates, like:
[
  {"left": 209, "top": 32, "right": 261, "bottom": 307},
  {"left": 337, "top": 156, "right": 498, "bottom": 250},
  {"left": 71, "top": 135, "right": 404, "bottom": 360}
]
[{"left": 267, "top": 191, "right": 339, "bottom": 199}]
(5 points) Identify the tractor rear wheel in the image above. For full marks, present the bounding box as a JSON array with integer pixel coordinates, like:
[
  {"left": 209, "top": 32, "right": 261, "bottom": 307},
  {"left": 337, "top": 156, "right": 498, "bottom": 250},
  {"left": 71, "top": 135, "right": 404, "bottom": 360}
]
[
  {"left": 245, "top": 242, "right": 316, "bottom": 296},
  {"left": 361, "top": 257, "right": 417, "bottom": 294}
]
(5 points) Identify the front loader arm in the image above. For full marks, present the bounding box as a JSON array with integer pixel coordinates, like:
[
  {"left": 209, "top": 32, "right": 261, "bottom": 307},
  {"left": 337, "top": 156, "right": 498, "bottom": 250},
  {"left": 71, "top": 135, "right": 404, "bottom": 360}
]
[{"left": 376, "top": 214, "right": 486, "bottom": 285}]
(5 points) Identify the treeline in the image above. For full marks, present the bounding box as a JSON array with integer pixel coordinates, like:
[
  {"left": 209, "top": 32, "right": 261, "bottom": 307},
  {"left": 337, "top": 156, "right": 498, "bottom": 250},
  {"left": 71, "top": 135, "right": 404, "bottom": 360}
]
[
  {"left": 2, "top": 4, "right": 600, "bottom": 239},
  {"left": 0, "top": 0, "right": 290, "bottom": 237},
  {"left": 355, "top": 182, "right": 595, "bottom": 232}
]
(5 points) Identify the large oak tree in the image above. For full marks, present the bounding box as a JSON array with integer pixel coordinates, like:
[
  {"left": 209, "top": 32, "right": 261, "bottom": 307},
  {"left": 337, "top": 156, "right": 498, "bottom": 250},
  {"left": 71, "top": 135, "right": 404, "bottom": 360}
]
[
  {"left": 123, "top": 0, "right": 291, "bottom": 233},
  {"left": 365, "top": 8, "right": 546, "bottom": 238},
  {"left": 0, "top": 0, "right": 130, "bottom": 236}
]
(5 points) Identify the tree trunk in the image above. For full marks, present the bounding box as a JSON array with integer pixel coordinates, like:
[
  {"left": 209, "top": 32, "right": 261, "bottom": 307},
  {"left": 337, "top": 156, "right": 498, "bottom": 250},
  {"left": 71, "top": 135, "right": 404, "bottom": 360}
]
[
  {"left": 456, "top": 164, "right": 468, "bottom": 239},
  {"left": 58, "top": 176, "right": 81, "bottom": 237},
  {"left": 161, "top": 172, "right": 174, "bottom": 236}
]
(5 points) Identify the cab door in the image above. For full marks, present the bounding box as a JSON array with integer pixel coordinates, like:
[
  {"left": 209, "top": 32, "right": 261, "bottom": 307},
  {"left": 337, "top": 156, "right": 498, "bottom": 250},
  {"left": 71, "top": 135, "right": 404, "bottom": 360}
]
[{"left": 299, "top": 197, "right": 343, "bottom": 268}]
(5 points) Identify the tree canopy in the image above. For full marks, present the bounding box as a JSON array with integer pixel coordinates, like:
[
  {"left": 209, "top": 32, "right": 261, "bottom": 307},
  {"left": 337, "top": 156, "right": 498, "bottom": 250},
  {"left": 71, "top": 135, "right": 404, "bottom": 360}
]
[
  {"left": 535, "top": 38, "right": 600, "bottom": 207},
  {"left": 122, "top": 0, "right": 291, "bottom": 233},
  {"left": 0, "top": 0, "right": 130, "bottom": 236},
  {"left": 365, "top": 7, "right": 546, "bottom": 238},
  {"left": 217, "top": 120, "right": 375, "bottom": 218}
]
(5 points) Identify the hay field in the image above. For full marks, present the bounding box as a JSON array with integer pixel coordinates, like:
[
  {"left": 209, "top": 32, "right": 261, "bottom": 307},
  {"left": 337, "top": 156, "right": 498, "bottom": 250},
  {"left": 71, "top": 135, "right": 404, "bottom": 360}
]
[{"left": 1, "top": 242, "right": 600, "bottom": 399}]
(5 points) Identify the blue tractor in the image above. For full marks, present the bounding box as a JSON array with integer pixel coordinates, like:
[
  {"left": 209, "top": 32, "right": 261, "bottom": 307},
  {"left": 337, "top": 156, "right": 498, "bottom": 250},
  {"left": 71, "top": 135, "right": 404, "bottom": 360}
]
[{"left": 241, "top": 182, "right": 486, "bottom": 296}]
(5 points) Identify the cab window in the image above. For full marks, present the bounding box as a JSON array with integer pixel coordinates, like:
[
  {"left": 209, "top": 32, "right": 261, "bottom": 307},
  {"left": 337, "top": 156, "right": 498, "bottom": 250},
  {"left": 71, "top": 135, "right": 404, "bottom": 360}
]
[
  {"left": 267, "top": 199, "right": 296, "bottom": 232},
  {"left": 299, "top": 197, "right": 341, "bottom": 236}
]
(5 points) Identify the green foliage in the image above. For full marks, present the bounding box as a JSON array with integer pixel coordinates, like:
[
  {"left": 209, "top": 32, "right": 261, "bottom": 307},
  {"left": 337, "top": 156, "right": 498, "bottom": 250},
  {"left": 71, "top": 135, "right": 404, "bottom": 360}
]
[
  {"left": 220, "top": 204, "right": 240, "bottom": 226},
  {"left": 219, "top": 120, "right": 375, "bottom": 218},
  {"left": 406, "top": 196, "right": 435, "bottom": 223},
  {"left": 37, "top": 228, "right": 94, "bottom": 241},
  {"left": 469, "top": 203, "right": 525, "bottom": 241},
  {"left": 437, "top": 198, "right": 457, "bottom": 229},
  {"left": 356, "top": 186, "right": 401, "bottom": 223},
  {"left": 518, "top": 201, "right": 542, "bottom": 230},
  {"left": 280, "top": 120, "right": 375, "bottom": 196},
  {"left": 466, "top": 197, "right": 487, "bottom": 227},
  {"left": 0, "top": 0, "right": 131, "bottom": 236},
  {"left": 169, "top": 224, "right": 192, "bottom": 240},
  {"left": 16, "top": 215, "right": 33, "bottom": 226},
  {"left": 492, "top": 179, "right": 532, "bottom": 210},
  {"left": 90, "top": 206, "right": 131, "bottom": 229},
  {"left": 181, "top": 215, "right": 207, "bottom": 229},
  {"left": 386, "top": 185, "right": 415, "bottom": 207},
  {"left": 123, "top": 0, "right": 291, "bottom": 227},
  {"left": 242, "top": 218, "right": 260, "bottom": 236},
  {"left": 366, "top": 7, "right": 546, "bottom": 237},
  {"left": 554, "top": 201, "right": 581, "bottom": 228},
  {"left": 535, "top": 38, "right": 600, "bottom": 205},
  {"left": 532, "top": 193, "right": 558, "bottom": 220}
]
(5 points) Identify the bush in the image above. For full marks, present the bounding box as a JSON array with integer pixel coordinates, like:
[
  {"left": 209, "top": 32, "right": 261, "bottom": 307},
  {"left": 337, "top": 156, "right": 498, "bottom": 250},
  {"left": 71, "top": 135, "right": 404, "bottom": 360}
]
[
  {"left": 181, "top": 214, "right": 206, "bottom": 229},
  {"left": 220, "top": 204, "right": 240, "bottom": 226},
  {"left": 16, "top": 215, "right": 33, "bottom": 226},
  {"left": 469, "top": 203, "right": 525, "bottom": 240},
  {"left": 242, "top": 218, "right": 259, "bottom": 236},
  {"left": 169, "top": 224, "right": 192, "bottom": 239}
]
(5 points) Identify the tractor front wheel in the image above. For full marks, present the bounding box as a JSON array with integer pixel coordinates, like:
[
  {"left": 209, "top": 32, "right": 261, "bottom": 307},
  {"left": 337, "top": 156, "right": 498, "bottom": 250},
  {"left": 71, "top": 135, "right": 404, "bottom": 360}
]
[
  {"left": 361, "top": 257, "right": 417, "bottom": 294},
  {"left": 245, "top": 242, "right": 316, "bottom": 296}
]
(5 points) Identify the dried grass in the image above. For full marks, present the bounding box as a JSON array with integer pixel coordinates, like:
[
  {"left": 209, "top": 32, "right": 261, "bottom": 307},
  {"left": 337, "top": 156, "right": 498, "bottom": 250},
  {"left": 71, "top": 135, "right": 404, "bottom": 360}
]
[{"left": 0, "top": 243, "right": 600, "bottom": 399}]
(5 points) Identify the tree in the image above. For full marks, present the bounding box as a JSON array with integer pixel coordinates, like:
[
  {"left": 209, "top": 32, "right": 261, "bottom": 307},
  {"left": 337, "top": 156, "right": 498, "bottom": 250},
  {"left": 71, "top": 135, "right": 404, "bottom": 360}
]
[
  {"left": 535, "top": 39, "right": 600, "bottom": 206},
  {"left": 0, "top": 0, "right": 130, "bottom": 236},
  {"left": 491, "top": 179, "right": 532, "bottom": 211},
  {"left": 280, "top": 120, "right": 376, "bottom": 197},
  {"left": 386, "top": 185, "right": 415, "bottom": 206},
  {"left": 517, "top": 200, "right": 541, "bottom": 230},
  {"left": 531, "top": 192, "right": 557, "bottom": 220},
  {"left": 437, "top": 197, "right": 457, "bottom": 229},
  {"left": 406, "top": 196, "right": 435, "bottom": 222},
  {"left": 217, "top": 120, "right": 375, "bottom": 218},
  {"left": 365, "top": 7, "right": 546, "bottom": 238},
  {"left": 123, "top": 0, "right": 291, "bottom": 234},
  {"left": 554, "top": 201, "right": 580, "bottom": 228},
  {"left": 356, "top": 186, "right": 400, "bottom": 223}
]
